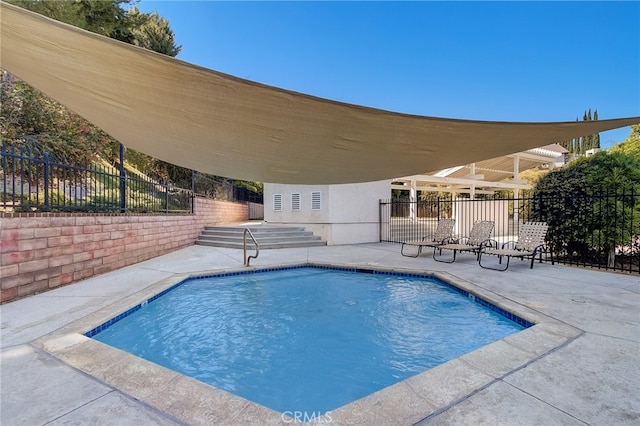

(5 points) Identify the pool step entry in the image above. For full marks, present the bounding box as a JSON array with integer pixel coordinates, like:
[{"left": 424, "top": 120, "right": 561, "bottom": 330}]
[{"left": 195, "top": 225, "right": 327, "bottom": 249}]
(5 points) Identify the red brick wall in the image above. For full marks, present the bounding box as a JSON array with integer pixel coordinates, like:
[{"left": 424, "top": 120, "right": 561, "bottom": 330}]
[{"left": 0, "top": 198, "right": 247, "bottom": 303}]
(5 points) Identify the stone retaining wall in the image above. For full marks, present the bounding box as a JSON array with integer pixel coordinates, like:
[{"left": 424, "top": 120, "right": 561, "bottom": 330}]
[{"left": 0, "top": 198, "right": 248, "bottom": 303}]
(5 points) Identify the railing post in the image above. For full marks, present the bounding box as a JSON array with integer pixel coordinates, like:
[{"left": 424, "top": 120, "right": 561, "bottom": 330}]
[
  {"left": 379, "top": 199, "right": 382, "bottom": 242},
  {"left": 1, "top": 142, "right": 6, "bottom": 205},
  {"left": 191, "top": 170, "right": 196, "bottom": 214},
  {"left": 119, "top": 143, "right": 126, "bottom": 213},
  {"left": 165, "top": 182, "right": 170, "bottom": 212},
  {"left": 43, "top": 151, "right": 50, "bottom": 211}
]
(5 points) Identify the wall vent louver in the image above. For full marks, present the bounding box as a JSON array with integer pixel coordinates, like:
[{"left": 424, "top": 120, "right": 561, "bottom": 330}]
[
  {"left": 292, "top": 193, "right": 301, "bottom": 211},
  {"left": 273, "top": 194, "right": 283, "bottom": 211},
  {"left": 311, "top": 191, "right": 321, "bottom": 210}
]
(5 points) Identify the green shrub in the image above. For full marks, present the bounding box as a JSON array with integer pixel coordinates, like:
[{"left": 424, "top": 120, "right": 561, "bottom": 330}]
[{"left": 533, "top": 150, "right": 640, "bottom": 266}]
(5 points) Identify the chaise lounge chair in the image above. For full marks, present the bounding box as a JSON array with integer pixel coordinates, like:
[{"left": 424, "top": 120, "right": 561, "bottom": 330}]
[
  {"left": 401, "top": 218, "right": 456, "bottom": 257},
  {"left": 433, "top": 220, "right": 495, "bottom": 263},
  {"left": 478, "top": 221, "right": 550, "bottom": 271}
]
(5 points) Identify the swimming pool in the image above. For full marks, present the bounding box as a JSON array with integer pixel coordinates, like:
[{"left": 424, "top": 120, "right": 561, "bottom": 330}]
[{"left": 88, "top": 265, "right": 529, "bottom": 414}]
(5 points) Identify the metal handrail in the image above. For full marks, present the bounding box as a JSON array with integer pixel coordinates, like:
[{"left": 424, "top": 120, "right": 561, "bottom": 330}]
[{"left": 243, "top": 228, "right": 259, "bottom": 266}]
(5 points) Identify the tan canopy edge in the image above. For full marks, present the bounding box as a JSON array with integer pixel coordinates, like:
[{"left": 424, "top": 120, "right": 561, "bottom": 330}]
[{"left": 2, "top": 2, "right": 639, "bottom": 184}]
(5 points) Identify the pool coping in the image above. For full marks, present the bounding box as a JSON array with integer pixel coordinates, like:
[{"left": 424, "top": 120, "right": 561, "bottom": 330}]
[{"left": 31, "top": 262, "right": 582, "bottom": 425}]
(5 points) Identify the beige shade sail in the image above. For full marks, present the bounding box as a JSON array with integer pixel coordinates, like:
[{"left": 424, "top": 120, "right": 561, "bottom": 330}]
[{"left": 1, "top": 2, "right": 639, "bottom": 185}]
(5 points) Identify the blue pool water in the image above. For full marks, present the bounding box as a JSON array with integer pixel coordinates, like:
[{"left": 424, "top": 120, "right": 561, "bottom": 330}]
[{"left": 91, "top": 266, "right": 526, "bottom": 413}]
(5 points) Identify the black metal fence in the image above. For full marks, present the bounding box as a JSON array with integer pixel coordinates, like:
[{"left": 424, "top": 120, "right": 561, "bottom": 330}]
[
  {"left": 192, "top": 172, "right": 263, "bottom": 204},
  {"left": 1, "top": 142, "right": 263, "bottom": 214},
  {"left": 191, "top": 171, "right": 264, "bottom": 219},
  {"left": 380, "top": 191, "right": 640, "bottom": 274}
]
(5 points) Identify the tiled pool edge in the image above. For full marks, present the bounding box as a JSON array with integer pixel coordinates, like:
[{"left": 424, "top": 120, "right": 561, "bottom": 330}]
[{"left": 31, "top": 262, "right": 582, "bottom": 425}]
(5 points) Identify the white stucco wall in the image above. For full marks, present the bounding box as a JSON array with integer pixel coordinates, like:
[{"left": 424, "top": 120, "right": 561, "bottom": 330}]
[{"left": 264, "top": 180, "right": 390, "bottom": 245}]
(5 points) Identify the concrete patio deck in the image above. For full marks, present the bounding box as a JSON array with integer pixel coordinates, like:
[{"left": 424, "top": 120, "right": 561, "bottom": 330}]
[{"left": 1, "top": 242, "right": 639, "bottom": 425}]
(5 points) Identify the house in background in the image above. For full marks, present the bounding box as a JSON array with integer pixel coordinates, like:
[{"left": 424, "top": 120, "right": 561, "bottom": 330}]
[{"left": 264, "top": 144, "right": 568, "bottom": 245}]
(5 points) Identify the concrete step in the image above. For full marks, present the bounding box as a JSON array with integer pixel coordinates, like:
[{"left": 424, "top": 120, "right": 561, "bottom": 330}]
[
  {"left": 198, "top": 235, "right": 323, "bottom": 244},
  {"left": 200, "top": 230, "right": 316, "bottom": 238},
  {"left": 195, "top": 239, "right": 327, "bottom": 249},
  {"left": 195, "top": 224, "right": 327, "bottom": 249},
  {"left": 203, "top": 226, "right": 307, "bottom": 232}
]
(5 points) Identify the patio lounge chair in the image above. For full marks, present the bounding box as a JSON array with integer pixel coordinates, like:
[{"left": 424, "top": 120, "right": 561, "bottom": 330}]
[
  {"left": 478, "top": 221, "right": 550, "bottom": 271},
  {"left": 433, "top": 220, "right": 495, "bottom": 263},
  {"left": 401, "top": 218, "right": 456, "bottom": 257}
]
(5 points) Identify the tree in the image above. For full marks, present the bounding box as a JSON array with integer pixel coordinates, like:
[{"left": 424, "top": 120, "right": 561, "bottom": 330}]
[
  {"left": 1, "top": 0, "right": 181, "bottom": 169},
  {"left": 610, "top": 124, "right": 640, "bottom": 159},
  {"left": 581, "top": 110, "right": 590, "bottom": 154},
  {"left": 593, "top": 109, "right": 600, "bottom": 149},
  {"left": 533, "top": 150, "right": 640, "bottom": 267},
  {"left": 6, "top": 1, "right": 182, "bottom": 56},
  {"left": 127, "top": 7, "right": 182, "bottom": 56},
  {"left": 7, "top": 0, "right": 132, "bottom": 39},
  {"left": 2, "top": 2, "right": 261, "bottom": 196},
  {"left": 560, "top": 110, "right": 601, "bottom": 159},
  {"left": 1, "top": 72, "right": 114, "bottom": 164}
]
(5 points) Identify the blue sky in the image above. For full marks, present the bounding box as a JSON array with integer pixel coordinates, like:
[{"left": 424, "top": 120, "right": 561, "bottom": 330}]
[{"left": 137, "top": 1, "right": 639, "bottom": 148}]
